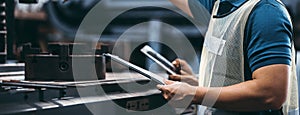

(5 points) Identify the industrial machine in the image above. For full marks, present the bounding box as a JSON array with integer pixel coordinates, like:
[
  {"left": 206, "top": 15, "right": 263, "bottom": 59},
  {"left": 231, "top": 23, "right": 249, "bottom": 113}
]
[
  {"left": 0, "top": 73, "right": 175, "bottom": 114},
  {"left": 1, "top": 0, "right": 298, "bottom": 114},
  {"left": 0, "top": 0, "right": 200, "bottom": 114},
  {"left": 0, "top": 0, "right": 14, "bottom": 63}
]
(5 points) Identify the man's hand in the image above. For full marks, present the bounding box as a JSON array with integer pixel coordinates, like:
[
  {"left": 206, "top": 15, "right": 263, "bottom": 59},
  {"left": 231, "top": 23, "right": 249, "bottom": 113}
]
[
  {"left": 169, "top": 59, "right": 198, "bottom": 86},
  {"left": 172, "top": 59, "right": 194, "bottom": 75},
  {"left": 169, "top": 74, "right": 198, "bottom": 86},
  {"left": 157, "top": 80, "right": 197, "bottom": 102}
]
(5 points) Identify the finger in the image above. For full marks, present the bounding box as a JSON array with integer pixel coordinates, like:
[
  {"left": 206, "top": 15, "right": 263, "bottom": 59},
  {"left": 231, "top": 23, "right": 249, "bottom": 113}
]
[
  {"left": 165, "top": 80, "right": 176, "bottom": 85},
  {"left": 163, "top": 93, "right": 170, "bottom": 100},
  {"left": 157, "top": 85, "right": 163, "bottom": 90},
  {"left": 175, "top": 59, "right": 181, "bottom": 68},
  {"left": 164, "top": 91, "right": 175, "bottom": 100},
  {"left": 172, "top": 59, "right": 179, "bottom": 65},
  {"left": 169, "top": 74, "right": 181, "bottom": 81},
  {"left": 172, "top": 59, "right": 181, "bottom": 68},
  {"left": 158, "top": 86, "right": 171, "bottom": 100},
  {"left": 180, "top": 70, "right": 189, "bottom": 75}
]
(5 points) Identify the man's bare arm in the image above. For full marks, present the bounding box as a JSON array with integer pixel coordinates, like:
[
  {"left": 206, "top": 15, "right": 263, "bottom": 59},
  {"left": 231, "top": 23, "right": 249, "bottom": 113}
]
[
  {"left": 194, "top": 64, "right": 288, "bottom": 111},
  {"left": 158, "top": 64, "right": 288, "bottom": 111},
  {"left": 169, "top": 0, "right": 194, "bottom": 17}
]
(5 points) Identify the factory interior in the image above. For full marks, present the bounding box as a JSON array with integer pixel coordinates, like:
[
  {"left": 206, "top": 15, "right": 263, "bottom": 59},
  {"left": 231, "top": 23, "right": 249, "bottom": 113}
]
[{"left": 0, "top": 0, "right": 300, "bottom": 114}]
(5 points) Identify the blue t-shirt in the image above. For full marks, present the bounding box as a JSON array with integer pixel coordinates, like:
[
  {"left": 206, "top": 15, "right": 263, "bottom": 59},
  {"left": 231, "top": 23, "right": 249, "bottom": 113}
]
[{"left": 189, "top": 0, "right": 293, "bottom": 80}]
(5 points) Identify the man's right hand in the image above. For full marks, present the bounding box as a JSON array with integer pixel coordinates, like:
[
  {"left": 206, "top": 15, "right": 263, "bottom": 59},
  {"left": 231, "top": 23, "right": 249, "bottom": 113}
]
[
  {"left": 172, "top": 59, "right": 194, "bottom": 75},
  {"left": 169, "top": 59, "right": 198, "bottom": 86},
  {"left": 169, "top": 74, "right": 198, "bottom": 86}
]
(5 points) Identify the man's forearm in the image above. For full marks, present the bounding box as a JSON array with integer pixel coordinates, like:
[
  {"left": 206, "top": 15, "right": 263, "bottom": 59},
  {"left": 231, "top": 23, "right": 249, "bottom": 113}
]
[
  {"left": 194, "top": 65, "right": 288, "bottom": 111},
  {"left": 195, "top": 81, "right": 282, "bottom": 111},
  {"left": 168, "top": 0, "right": 193, "bottom": 17}
]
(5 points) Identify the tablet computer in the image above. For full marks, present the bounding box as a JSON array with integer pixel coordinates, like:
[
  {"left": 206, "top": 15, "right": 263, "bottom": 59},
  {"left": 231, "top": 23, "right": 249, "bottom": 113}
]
[
  {"left": 140, "top": 45, "right": 177, "bottom": 75},
  {"left": 104, "top": 53, "right": 165, "bottom": 85}
]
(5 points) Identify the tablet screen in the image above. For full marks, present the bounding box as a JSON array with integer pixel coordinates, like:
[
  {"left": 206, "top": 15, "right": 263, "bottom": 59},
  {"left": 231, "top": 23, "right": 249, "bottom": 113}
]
[{"left": 141, "top": 45, "right": 176, "bottom": 75}]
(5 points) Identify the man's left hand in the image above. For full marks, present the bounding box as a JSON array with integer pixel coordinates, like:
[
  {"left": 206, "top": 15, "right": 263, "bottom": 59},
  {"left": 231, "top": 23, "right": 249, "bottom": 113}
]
[{"left": 157, "top": 80, "right": 198, "bottom": 102}]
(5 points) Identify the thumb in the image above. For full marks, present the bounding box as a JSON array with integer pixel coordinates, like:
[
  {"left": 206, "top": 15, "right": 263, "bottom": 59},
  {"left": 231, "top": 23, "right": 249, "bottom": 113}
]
[
  {"left": 169, "top": 74, "right": 181, "bottom": 81},
  {"left": 157, "top": 84, "right": 164, "bottom": 90}
]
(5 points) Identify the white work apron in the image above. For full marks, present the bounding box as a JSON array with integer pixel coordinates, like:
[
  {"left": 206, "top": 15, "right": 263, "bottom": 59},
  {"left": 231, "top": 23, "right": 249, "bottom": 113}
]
[{"left": 197, "top": 0, "right": 299, "bottom": 114}]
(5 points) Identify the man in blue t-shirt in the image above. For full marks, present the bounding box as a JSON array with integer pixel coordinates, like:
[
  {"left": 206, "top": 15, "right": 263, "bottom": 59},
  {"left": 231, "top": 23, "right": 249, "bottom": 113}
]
[{"left": 157, "top": 0, "right": 298, "bottom": 114}]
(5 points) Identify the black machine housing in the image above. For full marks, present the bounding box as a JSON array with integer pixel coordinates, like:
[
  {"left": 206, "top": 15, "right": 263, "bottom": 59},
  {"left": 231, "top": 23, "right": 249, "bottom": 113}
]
[{"left": 25, "top": 43, "right": 106, "bottom": 81}]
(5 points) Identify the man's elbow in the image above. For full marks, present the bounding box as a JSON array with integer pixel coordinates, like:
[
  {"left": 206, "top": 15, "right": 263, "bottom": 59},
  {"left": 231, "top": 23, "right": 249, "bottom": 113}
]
[
  {"left": 251, "top": 64, "right": 289, "bottom": 110},
  {"left": 263, "top": 92, "right": 287, "bottom": 110}
]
